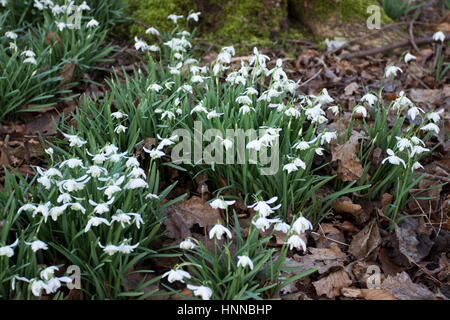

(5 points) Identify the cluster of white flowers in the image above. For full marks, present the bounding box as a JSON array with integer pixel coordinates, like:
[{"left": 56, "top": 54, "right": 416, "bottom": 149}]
[{"left": 13, "top": 266, "right": 72, "bottom": 297}]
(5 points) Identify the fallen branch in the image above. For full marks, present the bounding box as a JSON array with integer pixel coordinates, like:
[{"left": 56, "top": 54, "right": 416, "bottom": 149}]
[{"left": 339, "top": 33, "right": 449, "bottom": 60}]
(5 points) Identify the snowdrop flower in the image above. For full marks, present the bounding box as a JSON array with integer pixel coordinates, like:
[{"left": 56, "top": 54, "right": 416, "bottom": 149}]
[
  {"left": 124, "top": 178, "right": 148, "bottom": 190},
  {"left": 236, "top": 95, "right": 252, "bottom": 105},
  {"left": 248, "top": 197, "right": 281, "bottom": 217},
  {"left": 328, "top": 105, "right": 340, "bottom": 115},
  {"left": 167, "top": 14, "right": 183, "bottom": 24},
  {"left": 99, "top": 185, "right": 121, "bottom": 200},
  {"left": 86, "top": 165, "right": 107, "bottom": 178},
  {"left": 407, "top": 106, "right": 424, "bottom": 121},
  {"left": 148, "top": 83, "right": 163, "bottom": 92},
  {"left": 44, "top": 147, "right": 54, "bottom": 156},
  {"left": 25, "top": 240, "right": 48, "bottom": 252},
  {"left": 57, "top": 193, "right": 72, "bottom": 204},
  {"left": 404, "top": 53, "right": 416, "bottom": 63},
  {"left": 353, "top": 105, "right": 368, "bottom": 118},
  {"left": 249, "top": 47, "right": 270, "bottom": 68},
  {"left": 411, "top": 136, "right": 425, "bottom": 146},
  {"left": 252, "top": 217, "right": 279, "bottom": 232},
  {"left": 274, "top": 222, "right": 291, "bottom": 233},
  {"left": 179, "top": 238, "right": 196, "bottom": 250},
  {"left": 246, "top": 139, "right": 263, "bottom": 151},
  {"left": 78, "top": 1, "right": 91, "bottom": 11},
  {"left": 69, "top": 202, "right": 86, "bottom": 214},
  {"left": 284, "top": 107, "right": 301, "bottom": 118},
  {"left": 293, "top": 141, "right": 310, "bottom": 150},
  {"left": 128, "top": 167, "right": 146, "bottom": 179},
  {"left": 134, "top": 37, "right": 149, "bottom": 51},
  {"left": 157, "top": 134, "right": 178, "bottom": 150},
  {"left": 420, "top": 123, "right": 440, "bottom": 134},
  {"left": 316, "top": 89, "right": 334, "bottom": 105},
  {"left": 62, "top": 133, "right": 86, "bottom": 147},
  {"left": 315, "top": 147, "right": 325, "bottom": 156},
  {"left": 283, "top": 158, "right": 306, "bottom": 174},
  {"left": 209, "top": 199, "right": 235, "bottom": 210},
  {"left": 145, "top": 27, "right": 160, "bottom": 36},
  {"left": 433, "top": 31, "right": 446, "bottom": 43},
  {"left": 207, "top": 110, "right": 223, "bottom": 119},
  {"left": 37, "top": 175, "right": 52, "bottom": 189},
  {"left": 191, "top": 104, "right": 208, "bottom": 114},
  {"left": 292, "top": 216, "right": 313, "bottom": 234},
  {"left": 5, "top": 31, "right": 18, "bottom": 40},
  {"left": 0, "top": 0, "right": 7, "bottom": 7},
  {"left": 305, "top": 105, "right": 327, "bottom": 123},
  {"left": 239, "top": 105, "right": 254, "bottom": 114},
  {"left": 320, "top": 131, "right": 337, "bottom": 145},
  {"left": 111, "top": 111, "right": 127, "bottom": 119},
  {"left": 412, "top": 162, "right": 424, "bottom": 170},
  {"left": 22, "top": 50, "right": 36, "bottom": 58},
  {"left": 237, "top": 255, "right": 254, "bottom": 270},
  {"left": 146, "top": 193, "right": 159, "bottom": 200},
  {"left": 118, "top": 241, "right": 140, "bottom": 254},
  {"left": 162, "top": 269, "right": 191, "bottom": 283},
  {"left": 361, "top": 93, "right": 378, "bottom": 107},
  {"left": 0, "top": 239, "right": 18, "bottom": 258},
  {"left": 410, "top": 145, "right": 430, "bottom": 157},
  {"left": 395, "top": 137, "right": 412, "bottom": 152},
  {"left": 286, "top": 235, "right": 307, "bottom": 251},
  {"left": 59, "top": 158, "right": 84, "bottom": 169},
  {"left": 187, "top": 285, "right": 213, "bottom": 300},
  {"left": 49, "top": 204, "right": 70, "bottom": 221},
  {"left": 187, "top": 12, "right": 201, "bottom": 22},
  {"left": 98, "top": 243, "right": 121, "bottom": 256},
  {"left": 427, "top": 109, "right": 444, "bottom": 123},
  {"left": 114, "top": 125, "right": 128, "bottom": 134},
  {"left": 86, "top": 19, "right": 99, "bottom": 28},
  {"left": 385, "top": 65, "right": 403, "bottom": 78},
  {"left": 143, "top": 147, "right": 165, "bottom": 159},
  {"left": 382, "top": 149, "right": 406, "bottom": 167},
  {"left": 18, "top": 204, "right": 37, "bottom": 214},
  {"left": 89, "top": 198, "right": 115, "bottom": 215},
  {"left": 125, "top": 157, "right": 139, "bottom": 168},
  {"left": 111, "top": 211, "right": 133, "bottom": 228},
  {"left": 85, "top": 217, "right": 111, "bottom": 232},
  {"left": 209, "top": 224, "right": 232, "bottom": 240},
  {"left": 32, "top": 202, "right": 51, "bottom": 221},
  {"left": 24, "top": 57, "right": 37, "bottom": 65}
]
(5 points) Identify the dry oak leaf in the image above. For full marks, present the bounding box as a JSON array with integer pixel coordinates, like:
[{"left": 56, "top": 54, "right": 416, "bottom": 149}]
[
  {"left": 164, "top": 196, "right": 222, "bottom": 240},
  {"left": 332, "top": 196, "right": 369, "bottom": 225},
  {"left": 290, "top": 244, "right": 347, "bottom": 275},
  {"left": 349, "top": 220, "right": 381, "bottom": 260},
  {"left": 341, "top": 288, "right": 397, "bottom": 300},
  {"left": 381, "top": 272, "right": 445, "bottom": 300},
  {"left": 313, "top": 269, "right": 352, "bottom": 299},
  {"left": 331, "top": 131, "right": 365, "bottom": 182}
]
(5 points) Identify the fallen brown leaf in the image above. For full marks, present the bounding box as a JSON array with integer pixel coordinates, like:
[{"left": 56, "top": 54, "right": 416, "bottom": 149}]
[
  {"left": 349, "top": 220, "right": 381, "bottom": 260},
  {"left": 313, "top": 269, "right": 352, "bottom": 299}
]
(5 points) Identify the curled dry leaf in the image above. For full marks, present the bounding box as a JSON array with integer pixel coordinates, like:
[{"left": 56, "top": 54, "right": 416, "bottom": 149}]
[
  {"left": 381, "top": 272, "right": 445, "bottom": 300},
  {"left": 313, "top": 269, "right": 352, "bottom": 299},
  {"left": 349, "top": 220, "right": 381, "bottom": 260},
  {"left": 332, "top": 196, "right": 370, "bottom": 225},
  {"left": 331, "top": 131, "right": 365, "bottom": 182},
  {"left": 164, "top": 196, "right": 222, "bottom": 240},
  {"left": 291, "top": 243, "right": 347, "bottom": 274},
  {"left": 394, "top": 217, "right": 433, "bottom": 264},
  {"left": 341, "top": 287, "right": 398, "bottom": 300}
]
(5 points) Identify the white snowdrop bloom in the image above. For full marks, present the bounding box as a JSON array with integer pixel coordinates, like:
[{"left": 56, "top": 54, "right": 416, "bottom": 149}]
[
  {"left": 62, "top": 133, "right": 86, "bottom": 147},
  {"left": 353, "top": 105, "right": 368, "bottom": 118},
  {"left": 98, "top": 243, "right": 121, "bottom": 256},
  {"left": 128, "top": 167, "right": 146, "bottom": 179},
  {"left": 191, "top": 104, "right": 208, "bottom": 114},
  {"left": 111, "top": 211, "right": 132, "bottom": 227},
  {"left": 78, "top": 1, "right": 91, "bottom": 11},
  {"left": 5, "top": 31, "right": 18, "bottom": 39},
  {"left": 101, "top": 185, "right": 121, "bottom": 199},
  {"left": 274, "top": 222, "right": 291, "bottom": 233},
  {"left": 316, "top": 89, "right": 334, "bottom": 105},
  {"left": 328, "top": 105, "right": 340, "bottom": 115},
  {"left": 209, "top": 224, "right": 232, "bottom": 240},
  {"left": 361, "top": 93, "right": 378, "bottom": 107},
  {"left": 411, "top": 136, "right": 425, "bottom": 146},
  {"left": 0, "top": 239, "right": 19, "bottom": 258},
  {"left": 239, "top": 105, "right": 254, "bottom": 115},
  {"left": 147, "top": 45, "right": 160, "bottom": 52},
  {"left": 69, "top": 202, "right": 86, "bottom": 214},
  {"left": 163, "top": 269, "right": 191, "bottom": 283},
  {"left": 143, "top": 147, "right": 165, "bottom": 159},
  {"left": 407, "top": 106, "right": 424, "bottom": 121},
  {"left": 187, "top": 11, "right": 201, "bottom": 22},
  {"left": 293, "top": 141, "right": 310, "bottom": 150},
  {"left": 91, "top": 153, "right": 107, "bottom": 164},
  {"left": 395, "top": 137, "right": 412, "bottom": 152},
  {"left": 427, "top": 109, "right": 444, "bottom": 123},
  {"left": 305, "top": 105, "right": 326, "bottom": 123},
  {"left": 432, "top": 31, "right": 446, "bottom": 43},
  {"left": 292, "top": 216, "right": 313, "bottom": 234},
  {"left": 392, "top": 91, "right": 413, "bottom": 109},
  {"left": 167, "top": 14, "right": 183, "bottom": 24},
  {"left": 207, "top": 110, "right": 223, "bottom": 119},
  {"left": 18, "top": 204, "right": 37, "bottom": 214},
  {"left": 45, "top": 276, "right": 72, "bottom": 295},
  {"left": 179, "top": 238, "right": 196, "bottom": 250},
  {"left": 283, "top": 163, "right": 299, "bottom": 174},
  {"left": 0, "top": 0, "right": 7, "bottom": 7},
  {"left": 125, "top": 157, "right": 140, "bottom": 168},
  {"left": 320, "top": 131, "right": 337, "bottom": 145},
  {"left": 245, "top": 87, "right": 258, "bottom": 96},
  {"left": 111, "top": 111, "right": 127, "bottom": 119},
  {"left": 147, "top": 83, "right": 163, "bottom": 92},
  {"left": 49, "top": 204, "right": 69, "bottom": 221},
  {"left": 24, "top": 57, "right": 37, "bottom": 66},
  {"left": 44, "top": 147, "right": 54, "bottom": 156},
  {"left": 118, "top": 242, "right": 139, "bottom": 254},
  {"left": 57, "top": 193, "right": 72, "bottom": 204},
  {"left": 59, "top": 158, "right": 84, "bottom": 169},
  {"left": 39, "top": 266, "right": 59, "bottom": 282},
  {"left": 30, "top": 280, "right": 47, "bottom": 297},
  {"left": 236, "top": 95, "right": 252, "bottom": 105},
  {"left": 246, "top": 139, "right": 264, "bottom": 151},
  {"left": 404, "top": 53, "right": 417, "bottom": 63},
  {"left": 385, "top": 65, "right": 403, "bottom": 78},
  {"left": 86, "top": 19, "right": 99, "bottom": 28},
  {"left": 86, "top": 165, "right": 107, "bottom": 178},
  {"left": 25, "top": 240, "right": 48, "bottom": 252},
  {"left": 209, "top": 199, "right": 235, "bottom": 210},
  {"left": 114, "top": 125, "right": 128, "bottom": 134},
  {"left": 410, "top": 145, "right": 430, "bottom": 157},
  {"left": 134, "top": 37, "right": 149, "bottom": 51},
  {"left": 191, "top": 75, "right": 205, "bottom": 83},
  {"left": 286, "top": 235, "right": 307, "bottom": 251},
  {"left": 21, "top": 50, "right": 36, "bottom": 57},
  {"left": 89, "top": 198, "right": 115, "bottom": 215},
  {"left": 37, "top": 175, "right": 52, "bottom": 189},
  {"left": 124, "top": 178, "right": 148, "bottom": 190},
  {"left": 237, "top": 255, "right": 254, "bottom": 270},
  {"left": 32, "top": 202, "right": 51, "bottom": 221},
  {"left": 284, "top": 107, "right": 301, "bottom": 118},
  {"left": 221, "top": 138, "right": 233, "bottom": 150},
  {"left": 84, "top": 217, "right": 111, "bottom": 233},
  {"left": 9, "top": 42, "right": 17, "bottom": 50},
  {"left": 51, "top": 5, "right": 64, "bottom": 15},
  {"left": 38, "top": 167, "right": 62, "bottom": 178},
  {"left": 102, "top": 144, "right": 119, "bottom": 155},
  {"left": 157, "top": 134, "right": 178, "bottom": 150},
  {"left": 412, "top": 161, "right": 424, "bottom": 170},
  {"left": 109, "top": 152, "right": 128, "bottom": 163},
  {"left": 249, "top": 47, "right": 270, "bottom": 67},
  {"left": 420, "top": 123, "right": 440, "bottom": 134},
  {"left": 248, "top": 197, "right": 281, "bottom": 218},
  {"left": 315, "top": 147, "right": 325, "bottom": 156},
  {"left": 187, "top": 285, "right": 213, "bottom": 300},
  {"left": 252, "top": 217, "right": 279, "bottom": 232},
  {"left": 56, "top": 22, "right": 70, "bottom": 31},
  {"left": 145, "top": 27, "right": 160, "bottom": 36},
  {"left": 382, "top": 149, "right": 406, "bottom": 168}
]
